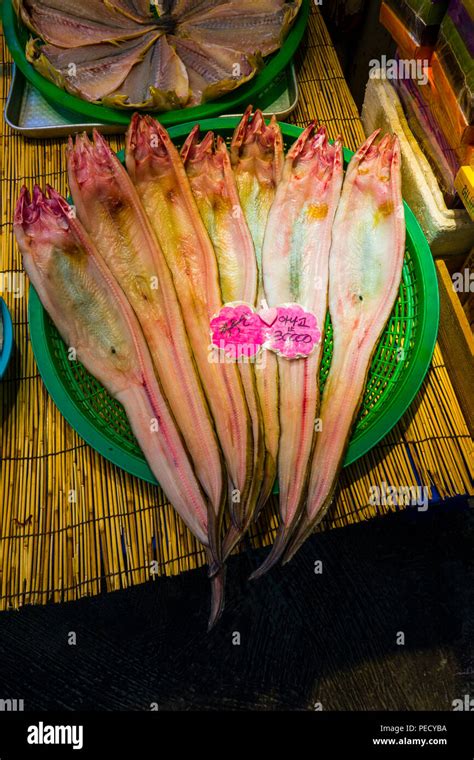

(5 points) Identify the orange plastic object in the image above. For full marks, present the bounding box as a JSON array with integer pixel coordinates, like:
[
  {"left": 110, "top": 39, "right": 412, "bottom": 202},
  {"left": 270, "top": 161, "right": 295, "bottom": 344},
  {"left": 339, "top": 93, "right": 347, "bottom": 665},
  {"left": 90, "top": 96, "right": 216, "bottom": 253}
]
[
  {"left": 421, "top": 53, "right": 474, "bottom": 147},
  {"left": 380, "top": 2, "right": 434, "bottom": 61}
]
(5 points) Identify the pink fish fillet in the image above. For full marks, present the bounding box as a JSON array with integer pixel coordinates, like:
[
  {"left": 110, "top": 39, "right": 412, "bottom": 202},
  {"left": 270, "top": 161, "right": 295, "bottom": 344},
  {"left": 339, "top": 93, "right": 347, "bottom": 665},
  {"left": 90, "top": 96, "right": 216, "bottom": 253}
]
[
  {"left": 125, "top": 115, "right": 254, "bottom": 534},
  {"left": 284, "top": 131, "right": 405, "bottom": 563},
  {"left": 14, "top": 185, "right": 225, "bottom": 627},
  {"left": 181, "top": 127, "right": 265, "bottom": 556},
  {"left": 251, "top": 125, "right": 343, "bottom": 578},
  {"left": 66, "top": 130, "right": 225, "bottom": 567}
]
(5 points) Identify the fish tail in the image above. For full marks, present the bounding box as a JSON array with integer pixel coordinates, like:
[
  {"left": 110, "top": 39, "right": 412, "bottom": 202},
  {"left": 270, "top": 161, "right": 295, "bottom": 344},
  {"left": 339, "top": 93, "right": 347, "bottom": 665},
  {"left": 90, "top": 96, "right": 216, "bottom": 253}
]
[
  {"left": 281, "top": 518, "right": 314, "bottom": 566},
  {"left": 249, "top": 522, "right": 298, "bottom": 580},
  {"left": 207, "top": 552, "right": 226, "bottom": 631},
  {"left": 221, "top": 522, "right": 245, "bottom": 561}
]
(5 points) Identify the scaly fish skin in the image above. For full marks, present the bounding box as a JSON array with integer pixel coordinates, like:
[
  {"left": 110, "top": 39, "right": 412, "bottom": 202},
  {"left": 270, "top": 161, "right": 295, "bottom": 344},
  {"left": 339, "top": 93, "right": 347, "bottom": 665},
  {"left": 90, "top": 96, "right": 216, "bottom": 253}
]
[
  {"left": 67, "top": 130, "right": 225, "bottom": 564},
  {"left": 177, "top": 1, "right": 302, "bottom": 57},
  {"left": 181, "top": 127, "right": 265, "bottom": 551},
  {"left": 27, "top": 31, "right": 162, "bottom": 103},
  {"left": 167, "top": 36, "right": 258, "bottom": 106},
  {"left": 102, "top": 36, "right": 190, "bottom": 110},
  {"left": 18, "top": 0, "right": 157, "bottom": 47},
  {"left": 251, "top": 125, "right": 344, "bottom": 578},
  {"left": 284, "top": 131, "right": 405, "bottom": 563},
  {"left": 230, "top": 108, "right": 284, "bottom": 518},
  {"left": 126, "top": 115, "right": 254, "bottom": 532},
  {"left": 104, "top": 0, "right": 153, "bottom": 23}
]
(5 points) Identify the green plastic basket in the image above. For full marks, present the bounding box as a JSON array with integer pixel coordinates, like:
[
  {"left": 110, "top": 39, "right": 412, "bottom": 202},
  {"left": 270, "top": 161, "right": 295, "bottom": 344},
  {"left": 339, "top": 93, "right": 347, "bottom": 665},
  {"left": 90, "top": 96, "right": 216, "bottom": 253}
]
[
  {"left": 27, "top": 118, "right": 440, "bottom": 486},
  {"left": 2, "top": 0, "right": 310, "bottom": 126}
]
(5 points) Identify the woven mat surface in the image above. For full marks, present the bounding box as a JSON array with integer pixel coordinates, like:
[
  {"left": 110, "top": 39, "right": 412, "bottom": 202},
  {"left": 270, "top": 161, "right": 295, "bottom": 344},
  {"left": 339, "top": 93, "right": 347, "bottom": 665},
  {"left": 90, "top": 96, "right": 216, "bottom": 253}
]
[{"left": 1, "top": 6, "right": 473, "bottom": 610}]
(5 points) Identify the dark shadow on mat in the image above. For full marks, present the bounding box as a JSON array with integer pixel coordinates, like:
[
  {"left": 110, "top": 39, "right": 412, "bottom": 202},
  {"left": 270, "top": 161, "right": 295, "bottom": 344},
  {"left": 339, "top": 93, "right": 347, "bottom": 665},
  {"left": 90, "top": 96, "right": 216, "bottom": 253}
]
[{"left": 0, "top": 499, "right": 471, "bottom": 710}]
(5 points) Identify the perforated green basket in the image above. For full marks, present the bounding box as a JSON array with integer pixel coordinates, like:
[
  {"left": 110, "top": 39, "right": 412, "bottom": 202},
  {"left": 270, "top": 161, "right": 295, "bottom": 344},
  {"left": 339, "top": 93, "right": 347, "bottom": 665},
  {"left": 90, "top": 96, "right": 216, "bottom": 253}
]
[{"left": 28, "top": 118, "right": 439, "bottom": 486}]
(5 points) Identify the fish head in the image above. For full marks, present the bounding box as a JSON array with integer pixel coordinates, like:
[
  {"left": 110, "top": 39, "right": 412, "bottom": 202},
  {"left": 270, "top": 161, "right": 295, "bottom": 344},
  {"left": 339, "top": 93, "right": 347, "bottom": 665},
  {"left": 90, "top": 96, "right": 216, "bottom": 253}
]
[
  {"left": 231, "top": 108, "right": 284, "bottom": 187},
  {"left": 14, "top": 185, "right": 78, "bottom": 269},
  {"left": 181, "top": 127, "right": 229, "bottom": 196},
  {"left": 16, "top": 186, "right": 143, "bottom": 387},
  {"left": 67, "top": 130, "right": 126, "bottom": 221},
  {"left": 181, "top": 126, "right": 216, "bottom": 165},
  {"left": 286, "top": 125, "right": 344, "bottom": 195},
  {"left": 351, "top": 132, "right": 402, "bottom": 218},
  {"left": 126, "top": 113, "right": 176, "bottom": 181}
]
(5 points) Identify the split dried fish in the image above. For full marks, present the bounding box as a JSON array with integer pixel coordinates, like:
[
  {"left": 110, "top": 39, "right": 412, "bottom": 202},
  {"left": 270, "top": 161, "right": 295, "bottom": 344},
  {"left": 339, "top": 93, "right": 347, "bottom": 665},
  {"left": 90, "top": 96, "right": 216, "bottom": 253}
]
[
  {"left": 126, "top": 115, "right": 254, "bottom": 533},
  {"left": 231, "top": 108, "right": 284, "bottom": 517},
  {"left": 14, "top": 185, "right": 225, "bottom": 627},
  {"left": 67, "top": 130, "right": 225, "bottom": 566},
  {"left": 181, "top": 127, "right": 265, "bottom": 553},
  {"left": 252, "top": 125, "right": 343, "bottom": 577},
  {"left": 102, "top": 35, "right": 189, "bottom": 109},
  {"left": 27, "top": 31, "right": 161, "bottom": 103},
  {"left": 18, "top": 0, "right": 154, "bottom": 47},
  {"left": 177, "top": 0, "right": 302, "bottom": 57},
  {"left": 284, "top": 131, "right": 405, "bottom": 563},
  {"left": 167, "top": 36, "right": 258, "bottom": 106}
]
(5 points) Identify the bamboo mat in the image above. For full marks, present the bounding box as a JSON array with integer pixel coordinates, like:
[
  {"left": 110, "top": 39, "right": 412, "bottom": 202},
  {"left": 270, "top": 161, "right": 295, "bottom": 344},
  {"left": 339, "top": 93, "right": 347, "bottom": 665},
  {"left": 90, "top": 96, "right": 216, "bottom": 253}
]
[{"left": 0, "top": 6, "right": 473, "bottom": 611}]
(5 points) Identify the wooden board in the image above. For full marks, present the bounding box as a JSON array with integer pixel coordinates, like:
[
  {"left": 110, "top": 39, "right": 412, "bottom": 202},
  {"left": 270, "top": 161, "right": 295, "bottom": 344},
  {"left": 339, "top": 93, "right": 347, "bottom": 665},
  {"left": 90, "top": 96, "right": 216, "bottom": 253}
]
[{"left": 436, "top": 259, "right": 474, "bottom": 438}]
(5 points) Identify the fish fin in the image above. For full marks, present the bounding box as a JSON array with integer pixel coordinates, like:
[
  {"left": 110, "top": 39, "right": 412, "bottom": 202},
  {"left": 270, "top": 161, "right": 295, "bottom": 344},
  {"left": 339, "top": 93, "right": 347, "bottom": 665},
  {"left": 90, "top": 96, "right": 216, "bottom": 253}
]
[
  {"left": 254, "top": 450, "right": 277, "bottom": 518},
  {"left": 207, "top": 553, "right": 226, "bottom": 631},
  {"left": 281, "top": 518, "right": 315, "bottom": 566},
  {"left": 230, "top": 104, "right": 254, "bottom": 160},
  {"left": 249, "top": 522, "right": 297, "bottom": 580},
  {"left": 283, "top": 492, "right": 336, "bottom": 565},
  {"left": 354, "top": 128, "right": 382, "bottom": 164},
  {"left": 180, "top": 123, "right": 201, "bottom": 164},
  {"left": 206, "top": 494, "right": 223, "bottom": 568},
  {"left": 222, "top": 522, "right": 245, "bottom": 561}
]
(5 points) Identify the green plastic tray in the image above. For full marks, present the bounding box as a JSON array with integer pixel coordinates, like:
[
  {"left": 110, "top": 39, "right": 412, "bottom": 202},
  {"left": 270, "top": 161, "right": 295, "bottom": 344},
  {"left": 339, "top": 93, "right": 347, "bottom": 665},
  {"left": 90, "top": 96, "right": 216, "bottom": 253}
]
[
  {"left": 2, "top": 0, "right": 310, "bottom": 126},
  {"left": 27, "top": 118, "right": 440, "bottom": 486}
]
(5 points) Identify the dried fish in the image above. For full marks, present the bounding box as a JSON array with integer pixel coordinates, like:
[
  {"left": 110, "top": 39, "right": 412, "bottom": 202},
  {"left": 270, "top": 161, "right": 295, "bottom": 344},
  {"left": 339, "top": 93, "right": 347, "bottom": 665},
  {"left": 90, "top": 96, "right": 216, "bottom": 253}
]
[
  {"left": 168, "top": 36, "right": 258, "bottom": 106},
  {"left": 181, "top": 127, "right": 265, "bottom": 552},
  {"left": 252, "top": 125, "right": 343, "bottom": 577},
  {"left": 102, "top": 35, "right": 189, "bottom": 109},
  {"left": 27, "top": 31, "right": 161, "bottom": 102},
  {"left": 15, "top": 184, "right": 225, "bottom": 627},
  {"left": 177, "top": 0, "right": 302, "bottom": 57},
  {"left": 18, "top": 0, "right": 155, "bottom": 47},
  {"left": 230, "top": 108, "right": 284, "bottom": 518},
  {"left": 67, "top": 131, "right": 226, "bottom": 565},
  {"left": 285, "top": 132, "right": 405, "bottom": 563},
  {"left": 126, "top": 115, "right": 254, "bottom": 532}
]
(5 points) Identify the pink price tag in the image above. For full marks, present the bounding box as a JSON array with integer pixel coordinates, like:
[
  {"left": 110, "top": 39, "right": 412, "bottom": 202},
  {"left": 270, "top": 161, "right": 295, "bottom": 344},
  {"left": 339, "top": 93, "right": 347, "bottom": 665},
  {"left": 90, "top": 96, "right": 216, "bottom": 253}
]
[
  {"left": 210, "top": 303, "right": 265, "bottom": 360},
  {"left": 263, "top": 304, "right": 321, "bottom": 359}
]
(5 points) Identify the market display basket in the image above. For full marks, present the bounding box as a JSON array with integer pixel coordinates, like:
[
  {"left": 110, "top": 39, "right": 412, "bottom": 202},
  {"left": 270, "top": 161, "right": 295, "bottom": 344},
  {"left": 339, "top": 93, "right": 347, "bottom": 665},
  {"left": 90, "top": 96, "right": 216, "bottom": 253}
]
[
  {"left": 2, "top": 0, "right": 310, "bottom": 126},
  {"left": 0, "top": 298, "right": 14, "bottom": 380},
  {"left": 27, "top": 117, "right": 440, "bottom": 486}
]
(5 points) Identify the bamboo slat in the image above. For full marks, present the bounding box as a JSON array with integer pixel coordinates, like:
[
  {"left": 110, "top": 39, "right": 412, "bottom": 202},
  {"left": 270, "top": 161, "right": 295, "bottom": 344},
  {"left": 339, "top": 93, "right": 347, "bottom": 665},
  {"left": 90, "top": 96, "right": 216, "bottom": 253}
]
[{"left": 0, "top": 6, "right": 472, "bottom": 611}]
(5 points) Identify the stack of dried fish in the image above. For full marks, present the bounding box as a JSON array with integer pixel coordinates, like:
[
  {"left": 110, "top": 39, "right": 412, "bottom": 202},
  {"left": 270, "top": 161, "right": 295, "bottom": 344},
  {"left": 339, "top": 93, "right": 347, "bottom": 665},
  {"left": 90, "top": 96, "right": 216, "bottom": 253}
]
[
  {"left": 16, "top": 0, "right": 302, "bottom": 110},
  {"left": 14, "top": 110, "right": 405, "bottom": 627}
]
